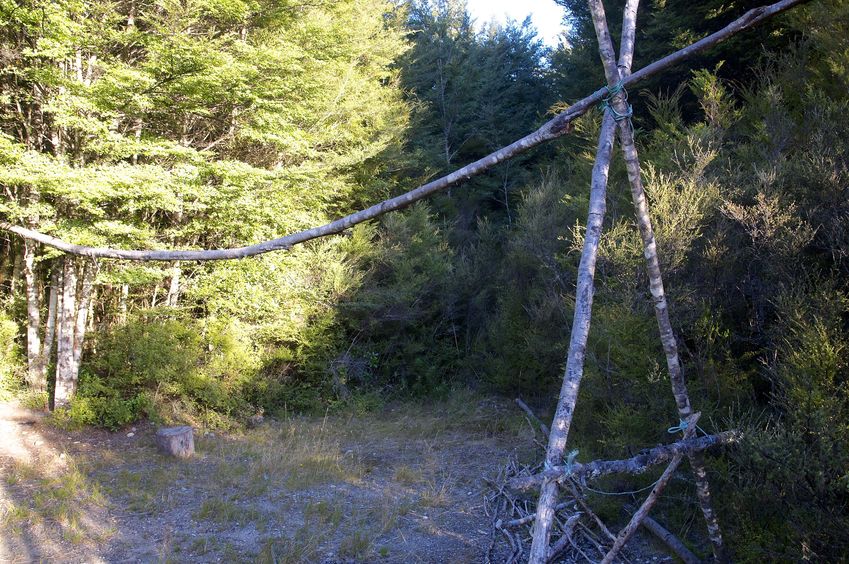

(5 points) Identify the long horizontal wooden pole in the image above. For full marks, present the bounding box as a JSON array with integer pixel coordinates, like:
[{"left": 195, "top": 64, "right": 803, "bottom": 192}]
[
  {"left": 0, "top": 0, "right": 807, "bottom": 262},
  {"left": 508, "top": 430, "right": 740, "bottom": 491}
]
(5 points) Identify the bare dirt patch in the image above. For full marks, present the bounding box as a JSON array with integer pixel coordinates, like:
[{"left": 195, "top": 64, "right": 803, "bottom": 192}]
[
  {"left": 0, "top": 396, "right": 676, "bottom": 563},
  {"left": 0, "top": 395, "right": 538, "bottom": 562}
]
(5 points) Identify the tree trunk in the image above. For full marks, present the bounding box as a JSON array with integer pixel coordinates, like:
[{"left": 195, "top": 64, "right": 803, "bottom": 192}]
[
  {"left": 54, "top": 258, "right": 78, "bottom": 409},
  {"left": 528, "top": 111, "right": 618, "bottom": 564},
  {"left": 72, "top": 260, "right": 96, "bottom": 377},
  {"left": 10, "top": 245, "right": 23, "bottom": 294},
  {"left": 41, "top": 267, "right": 59, "bottom": 377},
  {"left": 119, "top": 283, "right": 129, "bottom": 322},
  {"left": 131, "top": 118, "right": 142, "bottom": 165},
  {"left": 23, "top": 239, "right": 44, "bottom": 390},
  {"left": 166, "top": 265, "right": 180, "bottom": 306}
]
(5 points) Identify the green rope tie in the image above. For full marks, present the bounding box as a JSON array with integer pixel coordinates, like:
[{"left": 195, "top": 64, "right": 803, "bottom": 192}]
[
  {"left": 598, "top": 79, "right": 634, "bottom": 126},
  {"left": 668, "top": 418, "right": 707, "bottom": 436},
  {"left": 667, "top": 418, "right": 689, "bottom": 434}
]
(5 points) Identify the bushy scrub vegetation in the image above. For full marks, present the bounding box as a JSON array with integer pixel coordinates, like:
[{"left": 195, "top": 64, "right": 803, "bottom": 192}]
[{"left": 1, "top": 0, "right": 848, "bottom": 559}]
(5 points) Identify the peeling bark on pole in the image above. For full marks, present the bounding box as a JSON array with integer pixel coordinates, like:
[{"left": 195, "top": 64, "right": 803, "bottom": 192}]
[
  {"left": 509, "top": 429, "right": 740, "bottom": 491},
  {"left": 0, "top": 0, "right": 808, "bottom": 262},
  {"left": 587, "top": 0, "right": 727, "bottom": 556},
  {"left": 527, "top": 110, "right": 618, "bottom": 564},
  {"left": 528, "top": 4, "right": 642, "bottom": 562}
]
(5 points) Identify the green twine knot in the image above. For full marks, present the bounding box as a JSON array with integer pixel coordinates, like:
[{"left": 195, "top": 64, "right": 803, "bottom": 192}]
[
  {"left": 667, "top": 419, "right": 689, "bottom": 434},
  {"left": 598, "top": 80, "right": 634, "bottom": 125}
]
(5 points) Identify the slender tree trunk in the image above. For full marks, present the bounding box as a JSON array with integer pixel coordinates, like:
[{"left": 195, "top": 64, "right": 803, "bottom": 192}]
[
  {"left": 22, "top": 239, "right": 44, "bottom": 390},
  {"left": 0, "top": 241, "right": 10, "bottom": 287},
  {"left": 587, "top": 0, "right": 726, "bottom": 558},
  {"left": 528, "top": 111, "right": 618, "bottom": 563},
  {"left": 71, "top": 260, "right": 96, "bottom": 377},
  {"left": 166, "top": 265, "right": 181, "bottom": 306},
  {"left": 87, "top": 287, "right": 96, "bottom": 331},
  {"left": 54, "top": 258, "right": 78, "bottom": 409},
  {"left": 50, "top": 61, "right": 66, "bottom": 160},
  {"left": 119, "top": 283, "right": 129, "bottom": 322},
  {"left": 41, "top": 267, "right": 59, "bottom": 377},
  {"left": 131, "top": 118, "right": 142, "bottom": 165}
]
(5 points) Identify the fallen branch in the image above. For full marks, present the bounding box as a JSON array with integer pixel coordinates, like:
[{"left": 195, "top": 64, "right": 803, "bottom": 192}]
[
  {"left": 501, "top": 501, "right": 572, "bottom": 528},
  {"left": 601, "top": 447, "right": 686, "bottom": 563},
  {"left": 509, "top": 430, "right": 740, "bottom": 491},
  {"left": 546, "top": 512, "right": 583, "bottom": 563},
  {"left": 640, "top": 516, "right": 701, "bottom": 564},
  {"left": 0, "top": 0, "right": 808, "bottom": 262},
  {"left": 515, "top": 398, "right": 550, "bottom": 438}
]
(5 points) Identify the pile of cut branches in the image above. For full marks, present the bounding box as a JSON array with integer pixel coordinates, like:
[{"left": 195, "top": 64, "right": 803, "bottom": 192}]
[{"left": 485, "top": 459, "right": 625, "bottom": 564}]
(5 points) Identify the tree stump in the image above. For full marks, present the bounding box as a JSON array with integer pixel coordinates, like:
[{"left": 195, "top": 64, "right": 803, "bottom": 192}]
[{"left": 155, "top": 426, "right": 194, "bottom": 458}]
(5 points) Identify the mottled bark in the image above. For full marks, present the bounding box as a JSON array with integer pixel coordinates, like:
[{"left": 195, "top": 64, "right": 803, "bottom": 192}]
[
  {"left": 527, "top": 3, "right": 642, "bottom": 561},
  {"left": 42, "top": 267, "right": 59, "bottom": 373},
  {"left": 22, "top": 239, "right": 44, "bottom": 390},
  {"left": 528, "top": 111, "right": 618, "bottom": 564},
  {"left": 587, "top": 0, "right": 727, "bottom": 556},
  {"left": 0, "top": 0, "right": 808, "bottom": 262},
  {"left": 71, "top": 260, "right": 96, "bottom": 376},
  {"left": 54, "top": 258, "right": 77, "bottom": 409},
  {"left": 10, "top": 246, "right": 22, "bottom": 294},
  {"left": 166, "top": 265, "right": 180, "bottom": 306},
  {"left": 119, "top": 283, "right": 129, "bottom": 322},
  {"left": 509, "top": 428, "right": 739, "bottom": 491}
]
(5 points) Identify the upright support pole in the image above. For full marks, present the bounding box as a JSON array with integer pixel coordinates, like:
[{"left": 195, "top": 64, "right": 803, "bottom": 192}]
[
  {"left": 528, "top": 4, "right": 642, "bottom": 562},
  {"left": 527, "top": 111, "right": 618, "bottom": 564},
  {"left": 587, "top": 0, "right": 726, "bottom": 558}
]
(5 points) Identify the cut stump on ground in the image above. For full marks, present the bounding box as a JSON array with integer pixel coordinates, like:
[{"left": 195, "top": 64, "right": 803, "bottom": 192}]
[{"left": 155, "top": 426, "right": 194, "bottom": 458}]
